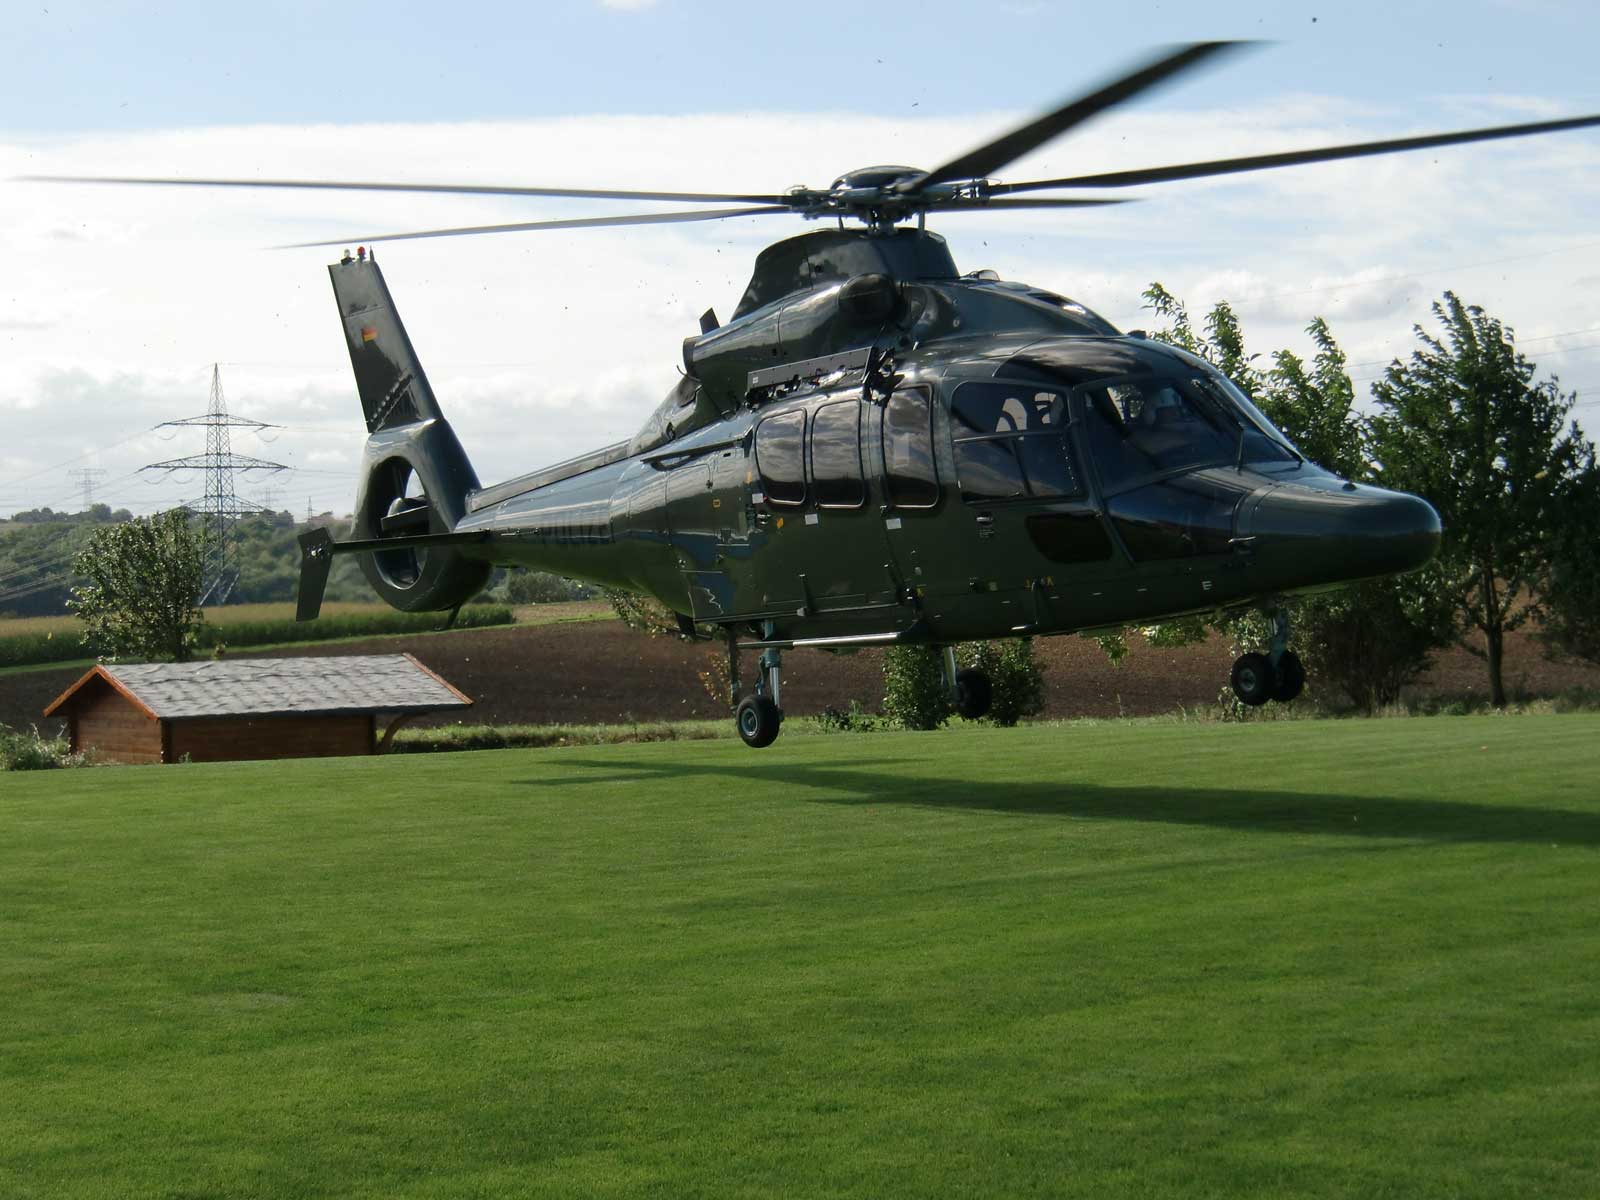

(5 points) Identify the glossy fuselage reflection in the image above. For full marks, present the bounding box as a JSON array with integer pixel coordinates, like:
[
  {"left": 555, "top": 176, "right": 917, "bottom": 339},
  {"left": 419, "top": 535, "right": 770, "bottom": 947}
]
[{"left": 330, "top": 238, "right": 1439, "bottom": 646}]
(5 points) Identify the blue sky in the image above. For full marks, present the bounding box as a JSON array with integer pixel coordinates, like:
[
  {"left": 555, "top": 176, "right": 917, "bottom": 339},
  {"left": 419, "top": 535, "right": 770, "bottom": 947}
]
[
  {"left": 7, "top": 1, "right": 1597, "bottom": 134},
  {"left": 2, "top": 0, "right": 1599, "bottom": 522}
]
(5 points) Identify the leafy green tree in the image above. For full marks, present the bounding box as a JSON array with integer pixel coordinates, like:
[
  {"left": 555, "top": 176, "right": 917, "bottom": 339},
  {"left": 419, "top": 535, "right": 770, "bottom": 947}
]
[
  {"left": 1369, "top": 292, "right": 1592, "bottom": 707},
  {"left": 1142, "top": 283, "right": 1261, "bottom": 400},
  {"left": 1536, "top": 452, "right": 1600, "bottom": 665},
  {"left": 1126, "top": 285, "right": 1455, "bottom": 708},
  {"left": 69, "top": 508, "right": 207, "bottom": 661},
  {"left": 1263, "top": 318, "right": 1366, "bottom": 481}
]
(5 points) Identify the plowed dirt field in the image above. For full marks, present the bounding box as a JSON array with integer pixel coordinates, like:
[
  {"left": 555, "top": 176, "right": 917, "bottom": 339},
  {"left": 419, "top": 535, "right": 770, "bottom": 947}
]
[{"left": 7, "top": 603, "right": 1597, "bottom": 734}]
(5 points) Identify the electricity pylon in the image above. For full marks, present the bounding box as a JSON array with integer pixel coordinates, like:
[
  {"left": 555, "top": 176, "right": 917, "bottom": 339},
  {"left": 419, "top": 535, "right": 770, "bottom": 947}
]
[{"left": 144, "top": 365, "right": 287, "bottom": 604}]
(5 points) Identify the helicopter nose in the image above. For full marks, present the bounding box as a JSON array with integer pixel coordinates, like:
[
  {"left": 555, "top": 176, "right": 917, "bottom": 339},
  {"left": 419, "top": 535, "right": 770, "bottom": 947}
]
[{"left": 1238, "top": 482, "right": 1441, "bottom": 586}]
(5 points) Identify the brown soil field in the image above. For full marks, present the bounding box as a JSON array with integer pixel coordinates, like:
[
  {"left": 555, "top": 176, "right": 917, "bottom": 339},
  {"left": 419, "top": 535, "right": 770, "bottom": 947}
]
[{"left": 6, "top": 606, "right": 1598, "bottom": 736}]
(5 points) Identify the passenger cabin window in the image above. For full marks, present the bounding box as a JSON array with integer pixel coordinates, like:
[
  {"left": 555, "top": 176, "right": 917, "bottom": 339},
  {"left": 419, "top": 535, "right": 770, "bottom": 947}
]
[
  {"left": 883, "top": 389, "right": 939, "bottom": 507},
  {"left": 809, "top": 399, "right": 866, "bottom": 509},
  {"left": 949, "top": 382, "right": 1082, "bottom": 503},
  {"left": 756, "top": 410, "right": 806, "bottom": 506}
]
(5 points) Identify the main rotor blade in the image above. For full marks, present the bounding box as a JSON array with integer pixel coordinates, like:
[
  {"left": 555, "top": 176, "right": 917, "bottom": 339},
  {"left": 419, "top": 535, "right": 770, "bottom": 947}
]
[
  {"left": 992, "top": 112, "right": 1600, "bottom": 192},
  {"left": 278, "top": 205, "right": 793, "bottom": 248},
  {"left": 936, "top": 196, "right": 1136, "bottom": 210},
  {"left": 22, "top": 174, "right": 790, "bottom": 205},
  {"left": 902, "top": 41, "right": 1252, "bottom": 193}
]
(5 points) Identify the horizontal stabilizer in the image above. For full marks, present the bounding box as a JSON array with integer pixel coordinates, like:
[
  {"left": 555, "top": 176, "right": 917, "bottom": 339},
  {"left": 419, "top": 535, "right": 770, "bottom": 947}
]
[{"left": 296, "top": 526, "right": 493, "bottom": 622}]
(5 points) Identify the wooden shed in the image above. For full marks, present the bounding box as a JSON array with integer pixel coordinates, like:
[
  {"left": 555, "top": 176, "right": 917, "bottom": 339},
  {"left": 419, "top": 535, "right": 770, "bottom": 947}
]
[{"left": 43, "top": 653, "right": 471, "bottom": 765}]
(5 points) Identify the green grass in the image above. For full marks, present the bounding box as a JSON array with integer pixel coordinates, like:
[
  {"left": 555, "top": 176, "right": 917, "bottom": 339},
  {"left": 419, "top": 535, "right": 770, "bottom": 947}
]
[{"left": 2, "top": 717, "right": 1598, "bottom": 1198}]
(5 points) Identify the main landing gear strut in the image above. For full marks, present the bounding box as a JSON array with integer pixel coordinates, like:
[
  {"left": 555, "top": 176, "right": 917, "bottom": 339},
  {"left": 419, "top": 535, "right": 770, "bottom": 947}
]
[
  {"left": 731, "top": 637, "right": 784, "bottom": 749},
  {"left": 942, "top": 646, "right": 993, "bottom": 720},
  {"left": 1230, "top": 608, "right": 1305, "bottom": 707}
]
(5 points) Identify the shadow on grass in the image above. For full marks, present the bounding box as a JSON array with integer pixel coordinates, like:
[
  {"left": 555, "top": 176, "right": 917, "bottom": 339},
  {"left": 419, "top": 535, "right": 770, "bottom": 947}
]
[{"left": 531, "top": 758, "right": 1600, "bottom": 848}]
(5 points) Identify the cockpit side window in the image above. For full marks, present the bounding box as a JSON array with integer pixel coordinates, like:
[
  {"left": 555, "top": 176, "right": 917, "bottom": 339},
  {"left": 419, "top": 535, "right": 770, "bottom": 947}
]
[
  {"left": 756, "top": 409, "right": 807, "bottom": 506},
  {"left": 1080, "top": 374, "right": 1301, "bottom": 491},
  {"left": 950, "top": 382, "right": 1082, "bottom": 503}
]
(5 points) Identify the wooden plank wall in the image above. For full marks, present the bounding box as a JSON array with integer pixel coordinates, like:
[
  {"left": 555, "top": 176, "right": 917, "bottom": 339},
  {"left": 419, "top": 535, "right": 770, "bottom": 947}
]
[
  {"left": 73, "top": 683, "right": 163, "bottom": 765},
  {"left": 168, "top": 714, "right": 373, "bottom": 763}
]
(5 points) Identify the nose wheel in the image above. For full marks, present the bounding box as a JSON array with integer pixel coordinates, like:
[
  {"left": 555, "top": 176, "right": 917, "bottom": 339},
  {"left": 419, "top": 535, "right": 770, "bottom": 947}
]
[{"left": 1230, "top": 609, "right": 1305, "bottom": 706}]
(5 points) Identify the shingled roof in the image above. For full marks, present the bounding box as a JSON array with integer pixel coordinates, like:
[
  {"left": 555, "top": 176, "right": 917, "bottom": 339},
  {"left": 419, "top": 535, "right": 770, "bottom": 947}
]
[{"left": 45, "top": 653, "right": 471, "bottom": 721}]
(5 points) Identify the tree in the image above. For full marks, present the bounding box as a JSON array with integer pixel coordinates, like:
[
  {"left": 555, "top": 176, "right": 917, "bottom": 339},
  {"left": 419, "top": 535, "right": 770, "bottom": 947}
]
[
  {"left": 1125, "top": 284, "right": 1455, "bottom": 709},
  {"left": 1369, "top": 292, "right": 1592, "bottom": 707},
  {"left": 1538, "top": 452, "right": 1600, "bottom": 665},
  {"left": 69, "top": 508, "right": 207, "bottom": 662}
]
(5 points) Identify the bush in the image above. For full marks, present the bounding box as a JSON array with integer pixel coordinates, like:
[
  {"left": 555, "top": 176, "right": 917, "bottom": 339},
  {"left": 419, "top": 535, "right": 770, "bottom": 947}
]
[
  {"left": 959, "top": 638, "right": 1046, "bottom": 726},
  {"left": 1294, "top": 579, "right": 1455, "bottom": 713},
  {"left": 881, "top": 645, "right": 951, "bottom": 730},
  {"left": 811, "top": 701, "right": 882, "bottom": 734},
  {"left": 504, "top": 570, "right": 593, "bottom": 605},
  {"left": 1, "top": 725, "right": 82, "bottom": 771}
]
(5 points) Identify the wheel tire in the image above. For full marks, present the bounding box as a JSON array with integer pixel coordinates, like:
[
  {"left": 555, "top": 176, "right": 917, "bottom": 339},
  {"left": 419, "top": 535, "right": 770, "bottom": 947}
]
[
  {"left": 735, "top": 695, "right": 783, "bottom": 748},
  {"left": 1230, "top": 652, "right": 1276, "bottom": 707},
  {"left": 1273, "top": 651, "right": 1306, "bottom": 702},
  {"left": 954, "top": 668, "right": 993, "bottom": 720}
]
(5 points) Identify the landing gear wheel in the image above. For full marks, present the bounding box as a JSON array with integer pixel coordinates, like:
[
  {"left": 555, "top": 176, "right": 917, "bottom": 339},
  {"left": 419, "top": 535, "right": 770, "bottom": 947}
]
[
  {"left": 1231, "top": 652, "right": 1276, "bottom": 707},
  {"left": 954, "top": 668, "right": 993, "bottom": 720},
  {"left": 735, "top": 695, "right": 783, "bottom": 749},
  {"left": 1273, "top": 651, "right": 1306, "bottom": 702}
]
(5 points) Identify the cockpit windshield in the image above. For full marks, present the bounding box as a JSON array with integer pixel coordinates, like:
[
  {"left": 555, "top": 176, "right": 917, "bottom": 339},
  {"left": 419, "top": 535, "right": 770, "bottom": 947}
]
[{"left": 1078, "top": 373, "right": 1298, "bottom": 491}]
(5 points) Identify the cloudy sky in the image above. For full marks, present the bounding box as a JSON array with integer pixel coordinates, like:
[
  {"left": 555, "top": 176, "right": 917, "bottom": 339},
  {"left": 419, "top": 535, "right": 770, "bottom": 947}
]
[{"left": 3, "top": 0, "right": 1598, "bottom": 522}]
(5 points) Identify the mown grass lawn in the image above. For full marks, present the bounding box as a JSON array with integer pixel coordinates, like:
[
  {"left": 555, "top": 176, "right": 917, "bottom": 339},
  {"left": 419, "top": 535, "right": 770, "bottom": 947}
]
[{"left": 2, "top": 716, "right": 1597, "bottom": 1198}]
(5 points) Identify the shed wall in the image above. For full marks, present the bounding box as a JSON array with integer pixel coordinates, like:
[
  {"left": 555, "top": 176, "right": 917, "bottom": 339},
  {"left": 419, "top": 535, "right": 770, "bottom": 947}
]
[
  {"left": 73, "top": 684, "right": 163, "bottom": 765},
  {"left": 166, "top": 714, "right": 374, "bottom": 763}
]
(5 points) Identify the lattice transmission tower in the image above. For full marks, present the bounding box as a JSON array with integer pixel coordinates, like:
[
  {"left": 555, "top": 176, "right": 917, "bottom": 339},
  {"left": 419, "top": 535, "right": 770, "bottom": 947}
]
[
  {"left": 144, "top": 365, "right": 287, "bottom": 604},
  {"left": 66, "top": 467, "right": 106, "bottom": 511}
]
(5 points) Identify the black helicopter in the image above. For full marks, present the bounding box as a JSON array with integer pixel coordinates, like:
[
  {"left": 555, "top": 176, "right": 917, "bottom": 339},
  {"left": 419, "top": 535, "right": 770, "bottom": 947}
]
[{"left": 38, "top": 42, "right": 1600, "bottom": 746}]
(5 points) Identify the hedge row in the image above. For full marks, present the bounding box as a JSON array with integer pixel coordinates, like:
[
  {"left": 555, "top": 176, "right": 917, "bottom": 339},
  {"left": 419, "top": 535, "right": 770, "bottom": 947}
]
[{"left": 0, "top": 604, "right": 515, "bottom": 669}]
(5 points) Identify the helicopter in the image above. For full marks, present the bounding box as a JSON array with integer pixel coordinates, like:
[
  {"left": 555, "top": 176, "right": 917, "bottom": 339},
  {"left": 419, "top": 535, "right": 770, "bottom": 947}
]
[{"left": 38, "top": 41, "right": 1600, "bottom": 747}]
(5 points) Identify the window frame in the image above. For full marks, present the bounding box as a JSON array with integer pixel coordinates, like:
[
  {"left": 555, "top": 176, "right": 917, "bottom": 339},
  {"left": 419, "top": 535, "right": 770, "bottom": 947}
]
[
  {"left": 948, "top": 381, "right": 1084, "bottom": 505},
  {"left": 807, "top": 396, "right": 867, "bottom": 511},
  {"left": 754, "top": 407, "right": 809, "bottom": 508},
  {"left": 880, "top": 386, "right": 941, "bottom": 510}
]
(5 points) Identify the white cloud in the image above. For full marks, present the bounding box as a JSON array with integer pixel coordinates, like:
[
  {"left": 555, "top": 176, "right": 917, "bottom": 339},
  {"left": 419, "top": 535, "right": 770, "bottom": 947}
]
[{"left": 2, "top": 95, "right": 1597, "bottom": 515}]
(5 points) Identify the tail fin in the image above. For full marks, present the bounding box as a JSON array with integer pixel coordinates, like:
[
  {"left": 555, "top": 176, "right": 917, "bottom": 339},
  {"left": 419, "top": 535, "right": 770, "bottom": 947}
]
[
  {"left": 331, "top": 250, "right": 446, "bottom": 432},
  {"left": 328, "top": 251, "right": 492, "bottom": 612}
]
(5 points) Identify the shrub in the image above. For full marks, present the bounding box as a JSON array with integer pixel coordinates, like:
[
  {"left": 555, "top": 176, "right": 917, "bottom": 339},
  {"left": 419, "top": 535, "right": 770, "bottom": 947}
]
[
  {"left": 959, "top": 638, "right": 1046, "bottom": 726},
  {"left": 504, "top": 570, "right": 592, "bottom": 605},
  {"left": 1, "top": 725, "right": 82, "bottom": 771},
  {"left": 811, "top": 701, "right": 882, "bottom": 734},
  {"left": 881, "top": 645, "right": 951, "bottom": 731}
]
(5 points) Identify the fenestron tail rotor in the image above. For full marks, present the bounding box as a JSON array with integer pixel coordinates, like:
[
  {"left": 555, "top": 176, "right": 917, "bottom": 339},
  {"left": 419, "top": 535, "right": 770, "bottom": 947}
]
[{"left": 19, "top": 39, "right": 1600, "bottom": 244}]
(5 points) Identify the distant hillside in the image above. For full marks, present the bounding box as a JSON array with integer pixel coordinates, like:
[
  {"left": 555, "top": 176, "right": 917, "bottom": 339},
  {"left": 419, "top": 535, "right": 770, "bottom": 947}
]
[{"left": 0, "top": 507, "right": 369, "bottom": 618}]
